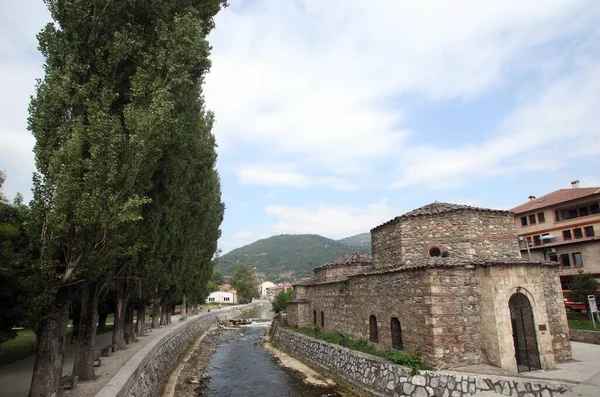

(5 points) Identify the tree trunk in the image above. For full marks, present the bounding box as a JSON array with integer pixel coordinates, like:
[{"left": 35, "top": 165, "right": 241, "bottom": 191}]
[
  {"left": 70, "top": 300, "right": 81, "bottom": 344},
  {"left": 160, "top": 296, "right": 168, "bottom": 325},
  {"left": 135, "top": 302, "right": 146, "bottom": 336},
  {"left": 112, "top": 280, "right": 129, "bottom": 350},
  {"left": 152, "top": 293, "right": 161, "bottom": 328},
  {"left": 97, "top": 311, "right": 108, "bottom": 333},
  {"left": 181, "top": 295, "right": 187, "bottom": 317},
  {"left": 124, "top": 301, "right": 135, "bottom": 342},
  {"left": 73, "top": 282, "right": 99, "bottom": 381},
  {"left": 28, "top": 286, "right": 70, "bottom": 397}
]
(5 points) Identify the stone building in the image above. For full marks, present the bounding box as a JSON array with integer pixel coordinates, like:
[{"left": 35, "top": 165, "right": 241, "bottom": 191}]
[
  {"left": 510, "top": 181, "right": 600, "bottom": 290},
  {"left": 287, "top": 202, "right": 571, "bottom": 373}
]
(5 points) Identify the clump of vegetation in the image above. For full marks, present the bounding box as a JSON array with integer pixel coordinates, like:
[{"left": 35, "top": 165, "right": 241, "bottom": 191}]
[
  {"left": 271, "top": 289, "right": 294, "bottom": 313},
  {"left": 567, "top": 275, "right": 600, "bottom": 309},
  {"left": 288, "top": 325, "right": 423, "bottom": 374}
]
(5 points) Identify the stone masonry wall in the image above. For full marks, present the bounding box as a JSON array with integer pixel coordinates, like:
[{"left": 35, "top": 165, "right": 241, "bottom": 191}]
[
  {"left": 371, "top": 211, "right": 519, "bottom": 268},
  {"left": 273, "top": 326, "right": 571, "bottom": 397},
  {"left": 426, "top": 268, "right": 483, "bottom": 368},
  {"left": 540, "top": 267, "right": 572, "bottom": 362},
  {"left": 400, "top": 211, "right": 520, "bottom": 266},
  {"left": 296, "top": 266, "right": 484, "bottom": 369},
  {"left": 569, "top": 329, "right": 600, "bottom": 344},
  {"left": 96, "top": 305, "right": 258, "bottom": 397}
]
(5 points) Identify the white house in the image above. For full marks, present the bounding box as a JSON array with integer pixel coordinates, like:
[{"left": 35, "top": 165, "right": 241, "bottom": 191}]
[
  {"left": 206, "top": 290, "right": 237, "bottom": 304},
  {"left": 258, "top": 281, "right": 276, "bottom": 299}
]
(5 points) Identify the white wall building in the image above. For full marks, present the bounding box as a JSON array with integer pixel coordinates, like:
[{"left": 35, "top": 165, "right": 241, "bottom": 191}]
[
  {"left": 259, "top": 281, "right": 276, "bottom": 299},
  {"left": 206, "top": 291, "right": 237, "bottom": 304}
]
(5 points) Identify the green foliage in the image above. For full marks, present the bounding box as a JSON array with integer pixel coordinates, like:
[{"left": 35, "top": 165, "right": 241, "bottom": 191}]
[
  {"left": 229, "top": 264, "right": 258, "bottom": 301},
  {"left": 568, "top": 318, "right": 600, "bottom": 331},
  {"left": 271, "top": 289, "right": 294, "bottom": 313},
  {"left": 290, "top": 326, "right": 423, "bottom": 374},
  {"left": 0, "top": 329, "right": 37, "bottom": 367},
  {"left": 0, "top": 187, "right": 32, "bottom": 345},
  {"left": 211, "top": 269, "right": 225, "bottom": 285},
  {"left": 337, "top": 233, "right": 372, "bottom": 254},
  {"left": 567, "top": 276, "right": 600, "bottom": 306},
  {"left": 218, "top": 234, "right": 367, "bottom": 280}
]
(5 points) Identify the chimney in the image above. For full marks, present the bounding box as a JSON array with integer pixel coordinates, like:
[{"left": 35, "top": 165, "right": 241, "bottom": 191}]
[
  {"left": 528, "top": 195, "right": 536, "bottom": 200},
  {"left": 571, "top": 180, "right": 580, "bottom": 188}
]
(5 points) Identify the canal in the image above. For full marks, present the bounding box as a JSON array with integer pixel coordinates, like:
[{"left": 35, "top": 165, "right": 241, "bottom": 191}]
[{"left": 170, "top": 302, "right": 344, "bottom": 397}]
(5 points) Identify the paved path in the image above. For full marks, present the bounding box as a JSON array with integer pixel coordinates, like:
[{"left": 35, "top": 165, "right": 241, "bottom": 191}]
[{"left": 0, "top": 307, "right": 221, "bottom": 397}]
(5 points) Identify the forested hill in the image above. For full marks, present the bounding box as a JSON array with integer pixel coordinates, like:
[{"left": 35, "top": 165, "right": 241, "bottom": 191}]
[
  {"left": 217, "top": 234, "right": 370, "bottom": 281},
  {"left": 337, "top": 233, "right": 371, "bottom": 253}
]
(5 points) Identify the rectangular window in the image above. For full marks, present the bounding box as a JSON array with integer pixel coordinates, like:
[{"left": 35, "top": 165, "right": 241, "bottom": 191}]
[
  {"left": 573, "top": 228, "right": 583, "bottom": 239},
  {"left": 526, "top": 236, "right": 532, "bottom": 247},
  {"left": 560, "top": 254, "right": 571, "bottom": 267},
  {"left": 573, "top": 252, "right": 583, "bottom": 267},
  {"left": 533, "top": 235, "right": 541, "bottom": 246},
  {"left": 541, "top": 233, "right": 550, "bottom": 244},
  {"left": 562, "top": 230, "right": 572, "bottom": 240},
  {"left": 529, "top": 214, "right": 537, "bottom": 225},
  {"left": 521, "top": 216, "right": 528, "bottom": 226},
  {"left": 591, "top": 204, "right": 600, "bottom": 214},
  {"left": 537, "top": 212, "right": 545, "bottom": 223},
  {"left": 579, "top": 207, "right": 589, "bottom": 217},
  {"left": 549, "top": 254, "right": 558, "bottom": 262},
  {"left": 584, "top": 226, "right": 595, "bottom": 237},
  {"left": 569, "top": 209, "right": 579, "bottom": 219}
]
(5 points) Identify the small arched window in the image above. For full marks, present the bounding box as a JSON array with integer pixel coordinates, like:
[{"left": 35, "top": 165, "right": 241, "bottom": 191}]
[
  {"left": 369, "top": 315, "right": 379, "bottom": 343},
  {"left": 391, "top": 317, "right": 403, "bottom": 350},
  {"left": 320, "top": 311, "right": 325, "bottom": 327},
  {"left": 313, "top": 310, "right": 317, "bottom": 325},
  {"left": 429, "top": 247, "right": 441, "bottom": 257}
]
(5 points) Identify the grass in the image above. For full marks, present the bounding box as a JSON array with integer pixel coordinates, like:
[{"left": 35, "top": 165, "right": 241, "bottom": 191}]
[
  {"left": 567, "top": 312, "right": 600, "bottom": 331},
  {"left": 287, "top": 325, "right": 424, "bottom": 374},
  {"left": 0, "top": 329, "right": 37, "bottom": 367}
]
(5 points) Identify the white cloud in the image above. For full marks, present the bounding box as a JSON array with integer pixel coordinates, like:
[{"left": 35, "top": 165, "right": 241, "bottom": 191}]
[
  {"left": 206, "top": 0, "right": 599, "bottom": 182},
  {"left": 391, "top": 60, "right": 600, "bottom": 190},
  {"left": 234, "top": 163, "right": 361, "bottom": 190},
  {"left": 264, "top": 199, "right": 396, "bottom": 239}
]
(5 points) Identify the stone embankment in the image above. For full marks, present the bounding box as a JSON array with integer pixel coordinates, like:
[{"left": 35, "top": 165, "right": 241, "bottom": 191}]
[
  {"left": 569, "top": 329, "right": 600, "bottom": 345},
  {"left": 96, "top": 304, "right": 258, "bottom": 397},
  {"left": 272, "top": 326, "right": 571, "bottom": 397}
]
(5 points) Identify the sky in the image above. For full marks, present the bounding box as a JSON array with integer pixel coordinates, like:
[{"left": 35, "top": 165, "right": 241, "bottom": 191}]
[{"left": 1, "top": 1, "right": 600, "bottom": 254}]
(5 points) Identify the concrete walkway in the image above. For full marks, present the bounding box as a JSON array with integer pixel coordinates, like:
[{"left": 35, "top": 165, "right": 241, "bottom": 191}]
[
  {"left": 463, "top": 342, "right": 600, "bottom": 396},
  {"left": 0, "top": 307, "right": 221, "bottom": 397}
]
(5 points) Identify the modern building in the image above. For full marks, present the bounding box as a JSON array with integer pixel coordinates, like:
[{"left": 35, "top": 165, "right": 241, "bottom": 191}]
[
  {"left": 287, "top": 202, "right": 571, "bottom": 373},
  {"left": 258, "top": 281, "right": 276, "bottom": 299},
  {"left": 510, "top": 181, "right": 600, "bottom": 289}
]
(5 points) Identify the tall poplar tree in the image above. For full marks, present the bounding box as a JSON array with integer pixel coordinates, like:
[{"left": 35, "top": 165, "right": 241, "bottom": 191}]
[{"left": 28, "top": 1, "right": 225, "bottom": 394}]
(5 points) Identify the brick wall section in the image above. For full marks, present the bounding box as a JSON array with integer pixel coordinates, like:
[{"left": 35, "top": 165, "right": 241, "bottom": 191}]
[
  {"left": 540, "top": 267, "right": 573, "bottom": 362},
  {"left": 371, "top": 210, "right": 520, "bottom": 268},
  {"left": 273, "top": 326, "right": 571, "bottom": 397},
  {"left": 569, "top": 329, "right": 600, "bottom": 344}
]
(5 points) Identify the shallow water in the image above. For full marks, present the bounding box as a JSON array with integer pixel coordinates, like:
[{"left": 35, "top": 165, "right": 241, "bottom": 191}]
[{"left": 202, "top": 303, "right": 341, "bottom": 397}]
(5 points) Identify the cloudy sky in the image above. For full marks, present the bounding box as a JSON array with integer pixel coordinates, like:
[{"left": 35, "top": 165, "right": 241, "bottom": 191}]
[{"left": 1, "top": 1, "right": 600, "bottom": 253}]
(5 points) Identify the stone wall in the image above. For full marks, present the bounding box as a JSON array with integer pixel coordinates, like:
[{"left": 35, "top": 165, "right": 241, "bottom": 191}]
[
  {"left": 292, "top": 266, "right": 485, "bottom": 368},
  {"left": 371, "top": 210, "right": 520, "bottom": 268},
  {"left": 273, "top": 326, "right": 571, "bottom": 397},
  {"left": 540, "top": 267, "right": 572, "bottom": 362},
  {"left": 314, "top": 263, "right": 373, "bottom": 280},
  {"left": 96, "top": 305, "right": 258, "bottom": 397},
  {"left": 569, "top": 329, "right": 600, "bottom": 344}
]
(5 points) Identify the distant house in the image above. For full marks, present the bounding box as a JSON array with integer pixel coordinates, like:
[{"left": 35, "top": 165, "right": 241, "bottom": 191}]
[
  {"left": 206, "top": 285, "right": 238, "bottom": 304},
  {"left": 259, "top": 281, "right": 276, "bottom": 299},
  {"left": 266, "top": 283, "right": 293, "bottom": 299}
]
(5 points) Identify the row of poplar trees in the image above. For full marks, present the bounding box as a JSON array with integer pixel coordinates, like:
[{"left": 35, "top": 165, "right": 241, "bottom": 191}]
[{"left": 26, "top": 1, "right": 227, "bottom": 395}]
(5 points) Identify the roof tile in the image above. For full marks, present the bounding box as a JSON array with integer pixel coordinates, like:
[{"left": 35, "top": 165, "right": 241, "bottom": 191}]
[{"left": 510, "top": 188, "right": 600, "bottom": 214}]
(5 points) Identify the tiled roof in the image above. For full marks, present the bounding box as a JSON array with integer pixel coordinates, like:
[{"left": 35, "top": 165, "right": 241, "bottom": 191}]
[
  {"left": 314, "top": 252, "right": 372, "bottom": 270},
  {"left": 371, "top": 202, "right": 508, "bottom": 232},
  {"left": 510, "top": 188, "right": 600, "bottom": 214}
]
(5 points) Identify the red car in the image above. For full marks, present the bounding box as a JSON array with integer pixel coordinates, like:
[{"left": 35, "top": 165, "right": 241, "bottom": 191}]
[{"left": 563, "top": 297, "right": 587, "bottom": 312}]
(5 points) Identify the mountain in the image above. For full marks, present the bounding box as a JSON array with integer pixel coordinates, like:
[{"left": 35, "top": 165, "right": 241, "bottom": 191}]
[
  {"left": 217, "top": 234, "right": 365, "bottom": 281},
  {"left": 337, "top": 233, "right": 371, "bottom": 254}
]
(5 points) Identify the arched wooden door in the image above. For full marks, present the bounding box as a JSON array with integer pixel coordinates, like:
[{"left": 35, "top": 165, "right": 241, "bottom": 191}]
[{"left": 509, "top": 292, "right": 541, "bottom": 372}]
